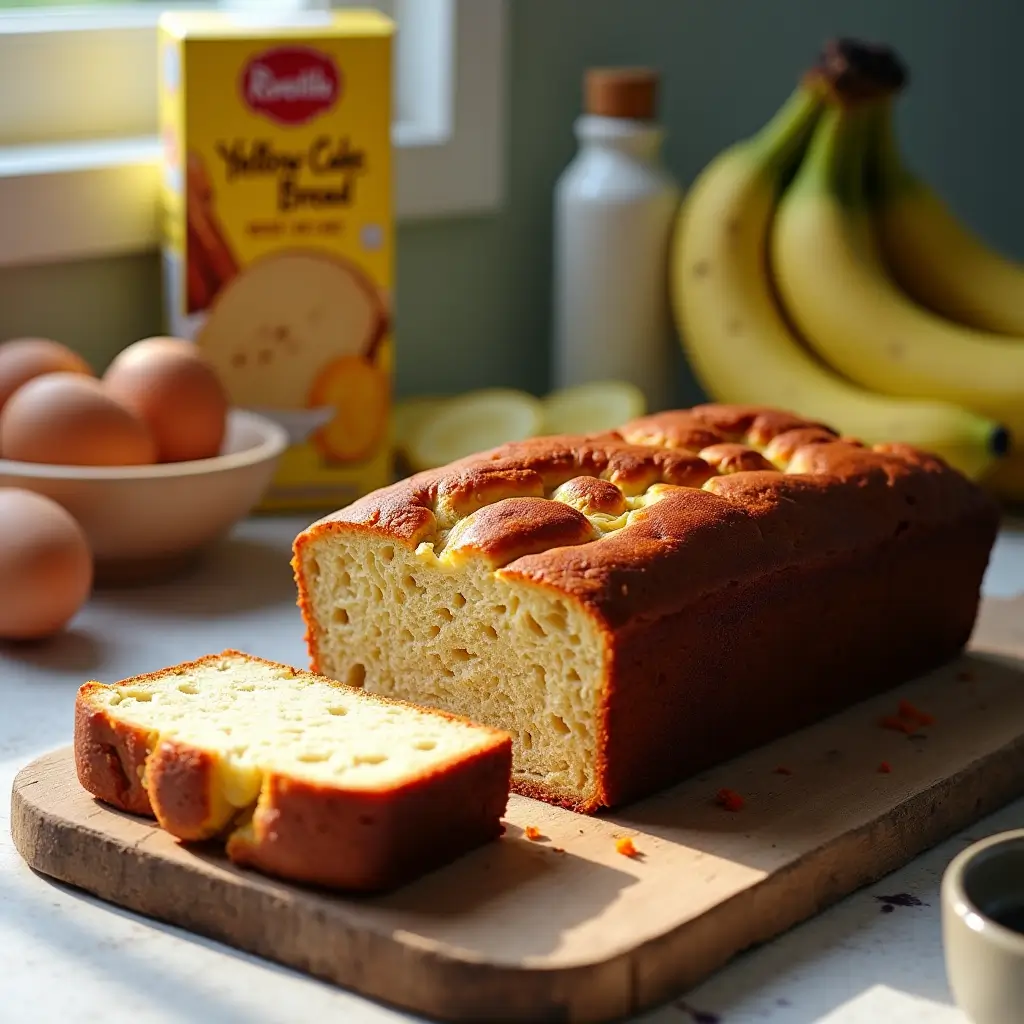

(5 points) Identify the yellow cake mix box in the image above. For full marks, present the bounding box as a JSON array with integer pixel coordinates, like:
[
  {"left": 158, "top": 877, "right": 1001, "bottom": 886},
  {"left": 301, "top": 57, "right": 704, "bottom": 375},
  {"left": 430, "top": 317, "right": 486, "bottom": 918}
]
[{"left": 157, "top": 9, "right": 394, "bottom": 511}]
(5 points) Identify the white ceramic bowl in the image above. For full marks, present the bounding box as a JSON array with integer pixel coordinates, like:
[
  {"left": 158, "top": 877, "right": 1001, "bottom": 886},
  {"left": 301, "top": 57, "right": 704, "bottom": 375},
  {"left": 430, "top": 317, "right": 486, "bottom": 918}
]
[
  {"left": 0, "top": 409, "right": 289, "bottom": 585},
  {"left": 942, "top": 829, "right": 1024, "bottom": 1024}
]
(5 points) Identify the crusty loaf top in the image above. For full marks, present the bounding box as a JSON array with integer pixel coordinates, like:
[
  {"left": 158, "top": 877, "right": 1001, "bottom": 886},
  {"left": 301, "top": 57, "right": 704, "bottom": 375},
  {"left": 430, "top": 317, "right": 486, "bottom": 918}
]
[{"left": 295, "top": 405, "right": 998, "bottom": 628}]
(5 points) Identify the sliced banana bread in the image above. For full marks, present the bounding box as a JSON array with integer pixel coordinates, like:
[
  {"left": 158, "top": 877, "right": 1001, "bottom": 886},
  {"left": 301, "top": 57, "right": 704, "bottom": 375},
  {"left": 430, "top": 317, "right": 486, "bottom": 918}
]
[{"left": 75, "top": 650, "right": 512, "bottom": 891}]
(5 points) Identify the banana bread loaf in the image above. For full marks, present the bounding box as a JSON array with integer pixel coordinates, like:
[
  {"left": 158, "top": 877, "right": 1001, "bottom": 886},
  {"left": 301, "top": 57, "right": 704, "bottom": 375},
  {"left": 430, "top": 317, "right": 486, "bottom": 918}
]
[
  {"left": 293, "top": 405, "right": 1000, "bottom": 813},
  {"left": 75, "top": 651, "right": 512, "bottom": 891}
]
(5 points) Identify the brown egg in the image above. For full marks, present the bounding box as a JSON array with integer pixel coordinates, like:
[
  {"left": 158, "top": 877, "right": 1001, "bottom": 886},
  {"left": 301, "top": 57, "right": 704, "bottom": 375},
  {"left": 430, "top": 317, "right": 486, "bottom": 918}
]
[
  {"left": 0, "top": 488, "right": 93, "bottom": 640},
  {"left": 103, "top": 336, "right": 229, "bottom": 462},
  {"left": 0, "top": 337, "right": 93, "bottom": 419},
  {"left": 0, "top": 372, "right": 157, "bottom": 466}
]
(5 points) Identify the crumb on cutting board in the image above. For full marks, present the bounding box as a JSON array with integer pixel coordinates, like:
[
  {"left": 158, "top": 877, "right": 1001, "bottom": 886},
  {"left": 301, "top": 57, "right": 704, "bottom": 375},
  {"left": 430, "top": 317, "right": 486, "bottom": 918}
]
[
  {"left": 615, "top": 837, "right": 640, "bottom": 858},
  {"left": 880, "top": 699, "right": 936, "bottom": 734},
  {"left": 898, "top": 699, "right": 935, "bottom": 726},
  {"left": 715, "top": 788, "right": 744, "bottom": 812},
  {"left": 878, "top": 761, "right": 892, "bottom": 774},
  {"left": 524, "top": 825, "right": 542, "bottom": 841}
]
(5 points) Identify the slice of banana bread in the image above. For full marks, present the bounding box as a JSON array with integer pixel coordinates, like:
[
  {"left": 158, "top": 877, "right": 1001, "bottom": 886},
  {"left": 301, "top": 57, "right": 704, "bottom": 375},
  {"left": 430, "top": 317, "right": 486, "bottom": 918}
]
[
  {"left": 75, "top": 650, "right": 512, "bottom": 891},
  {"left": 292, "top": 404, "right": 1000, "bottom": 813}
]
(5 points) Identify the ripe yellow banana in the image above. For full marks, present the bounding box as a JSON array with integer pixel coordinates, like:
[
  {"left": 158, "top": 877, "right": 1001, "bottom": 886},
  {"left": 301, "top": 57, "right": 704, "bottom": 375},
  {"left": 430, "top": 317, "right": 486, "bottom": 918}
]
[
  {"left": 869, "top": 97, "right": 1024, "bottom": 337},
  {"left": 671, "top": 84, "right": 1005, "bottom": 480},
  {"left": 866, "top": 99, "right": 1024, "bottom": 502},
  {"left": 770, "top": 103, "right": 1024, "bottom": 445}
]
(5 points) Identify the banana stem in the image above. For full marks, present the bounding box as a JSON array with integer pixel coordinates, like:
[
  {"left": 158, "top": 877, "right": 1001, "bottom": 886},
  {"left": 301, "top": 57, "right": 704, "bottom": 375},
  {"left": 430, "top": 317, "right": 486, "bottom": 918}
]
[
  {"left": 866, "top": 97, "right": 916, "bottom": 202},
  {"left": 746, "top": 84, "right": 825, "bottom": 178},
  {"left": 791, "top": 103, "right": 869, "bottom": 206}
]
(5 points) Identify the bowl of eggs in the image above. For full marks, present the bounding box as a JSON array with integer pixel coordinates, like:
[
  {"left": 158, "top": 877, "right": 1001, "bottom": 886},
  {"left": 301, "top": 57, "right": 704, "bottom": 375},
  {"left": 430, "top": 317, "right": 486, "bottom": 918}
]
[{"left": 0, "top": 336, "right": 288, "bottom": 630}]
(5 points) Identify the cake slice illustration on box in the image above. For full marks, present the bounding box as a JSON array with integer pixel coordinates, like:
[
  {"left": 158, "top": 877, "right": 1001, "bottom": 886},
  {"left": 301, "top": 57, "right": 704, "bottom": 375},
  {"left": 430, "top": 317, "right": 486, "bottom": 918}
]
[{"left": 197, "top": 250, "right": 390, "bottom": 461}]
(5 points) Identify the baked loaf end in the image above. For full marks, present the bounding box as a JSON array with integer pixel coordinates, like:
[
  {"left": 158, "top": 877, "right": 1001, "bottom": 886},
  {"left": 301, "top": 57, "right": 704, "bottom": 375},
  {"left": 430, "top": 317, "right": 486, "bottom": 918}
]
[
  {"left": 293, "top": 404, "right": 1000, "bottom": 813},
  {"left": 74, "top": 650, "right": 512, "bottom": 891}
]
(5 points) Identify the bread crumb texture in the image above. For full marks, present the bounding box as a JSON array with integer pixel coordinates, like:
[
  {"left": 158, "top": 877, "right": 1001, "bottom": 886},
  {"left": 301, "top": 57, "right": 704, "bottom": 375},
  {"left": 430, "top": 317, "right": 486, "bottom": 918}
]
[
  {"left": 300, "top": 534, "right": 603, "bottom": 807},
  {"left": 101, "top": 653, "right": 494, "bottom": 787}
]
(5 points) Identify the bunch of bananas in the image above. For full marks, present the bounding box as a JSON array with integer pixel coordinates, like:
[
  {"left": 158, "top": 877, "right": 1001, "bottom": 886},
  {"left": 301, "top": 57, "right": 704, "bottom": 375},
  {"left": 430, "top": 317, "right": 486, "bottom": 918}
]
[{"left": 671, "top": 38, "right": 1024, "bottom": 498}]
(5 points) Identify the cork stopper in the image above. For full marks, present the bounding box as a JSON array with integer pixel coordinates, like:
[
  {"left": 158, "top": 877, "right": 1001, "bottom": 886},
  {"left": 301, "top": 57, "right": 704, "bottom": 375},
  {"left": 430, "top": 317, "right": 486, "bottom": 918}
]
[{"left": 584, "top": 68, "right": 659, "bottom": 120}]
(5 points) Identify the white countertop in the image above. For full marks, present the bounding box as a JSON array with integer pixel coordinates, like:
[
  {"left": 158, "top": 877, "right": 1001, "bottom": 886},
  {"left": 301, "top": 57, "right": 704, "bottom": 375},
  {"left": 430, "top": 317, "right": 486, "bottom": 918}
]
[{"left": 2, "top": 514, "right": 1023, "bottom": 1024}]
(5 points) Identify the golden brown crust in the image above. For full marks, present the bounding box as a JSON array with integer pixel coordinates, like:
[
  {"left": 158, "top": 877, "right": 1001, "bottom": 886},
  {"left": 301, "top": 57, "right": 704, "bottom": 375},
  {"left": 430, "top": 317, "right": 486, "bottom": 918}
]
[
  {"left": 293, "top": 404, "right": 1000, "bottom": 811},
  {"left": 444, "top": 496, "right": 598, "bottom": 568},
  {"left": 615, "top": 409, "right": 727, "bottom": 452},
  {"left": 553, "top": 475, "right": 628, "bottom": 517},
  {"left": 685, "top": 404, "right": 837, "bottom": 447},
  {"left": 145, "top": 739, "right": 229, "bottom": 842},
  {"left": 436, "top": 467, "right": 546, "bottom": 523},
  {"left": 226, "top": 746, "right": 511, "bottom": 890},
  {"left": 296, "top": 405, "right": 993, "bottom": 629},
  {"left": 697, "top": 442, "right": 774, "bottom": 475},
  {"left": 74, "top": 683, "right": 155, "bottom": 817},
  {"left": 74, "top": 650, "right": 514, "bottom": 890},
  {"left": 596, "top": 511, "right": 993, "bottom": 809},
  {"left": 762, "top": 426, "right": 840, "bottom": 466}
]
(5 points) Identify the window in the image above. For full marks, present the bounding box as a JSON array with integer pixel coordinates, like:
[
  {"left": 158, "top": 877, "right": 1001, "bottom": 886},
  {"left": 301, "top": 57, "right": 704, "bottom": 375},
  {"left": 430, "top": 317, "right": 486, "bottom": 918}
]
[{"left": 0, "top": 0, "right": 505, "bottom": 267}]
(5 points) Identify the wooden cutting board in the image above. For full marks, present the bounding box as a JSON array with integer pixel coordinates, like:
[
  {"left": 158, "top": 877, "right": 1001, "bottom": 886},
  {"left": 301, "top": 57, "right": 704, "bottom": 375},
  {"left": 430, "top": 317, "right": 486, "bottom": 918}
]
[{"left": 12, "top": 594, "right": 1024, "bottom": 1024}]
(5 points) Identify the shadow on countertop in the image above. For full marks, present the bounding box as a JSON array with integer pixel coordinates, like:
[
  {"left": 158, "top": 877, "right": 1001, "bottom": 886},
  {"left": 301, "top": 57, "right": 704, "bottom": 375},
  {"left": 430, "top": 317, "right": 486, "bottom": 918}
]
[
  {"left": 0, "top": 626, "right": 110, "bottom": 674},
  {"left": 92, "top": 533, "right": 302, "bottom": 618}
]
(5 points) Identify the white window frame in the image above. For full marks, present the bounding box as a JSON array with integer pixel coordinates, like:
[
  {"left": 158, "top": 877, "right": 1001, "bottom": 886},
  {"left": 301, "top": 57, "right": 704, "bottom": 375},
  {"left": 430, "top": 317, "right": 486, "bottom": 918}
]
[{"left": 0, "top": 0, "right": 506, "bottom": 268}]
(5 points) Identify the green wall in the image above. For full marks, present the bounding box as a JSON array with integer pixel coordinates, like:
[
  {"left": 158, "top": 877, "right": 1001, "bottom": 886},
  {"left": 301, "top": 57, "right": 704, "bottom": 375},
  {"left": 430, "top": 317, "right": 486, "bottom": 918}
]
[{"left": 1, "top": 0, "right": 1019, "bottom": 408}]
